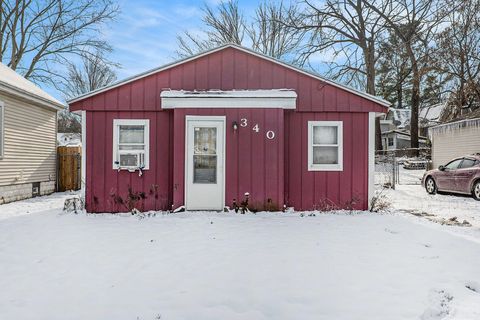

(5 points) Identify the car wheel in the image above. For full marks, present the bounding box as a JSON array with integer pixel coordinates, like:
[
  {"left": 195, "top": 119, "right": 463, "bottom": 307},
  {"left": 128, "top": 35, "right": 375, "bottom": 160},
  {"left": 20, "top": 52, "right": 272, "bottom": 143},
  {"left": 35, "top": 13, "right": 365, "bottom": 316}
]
[
  {"left": 425, "top": 177, "right": 437, "bottom": 195},
  {"left": 473, "top": 181, "right": 480, "bottom": 201}
]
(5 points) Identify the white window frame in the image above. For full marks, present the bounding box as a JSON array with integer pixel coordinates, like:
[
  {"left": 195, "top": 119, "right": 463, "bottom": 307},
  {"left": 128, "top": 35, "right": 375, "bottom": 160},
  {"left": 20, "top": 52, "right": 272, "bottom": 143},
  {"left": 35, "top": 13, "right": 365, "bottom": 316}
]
[
  {"left": 112, "top": 119, "right": 150, "bottom": 170},
  {"left": 0, "top": 100, "right": 4, "bottom": 159},
  {"left": 308, "top": 121, "right": 343, "bottom": 171}
]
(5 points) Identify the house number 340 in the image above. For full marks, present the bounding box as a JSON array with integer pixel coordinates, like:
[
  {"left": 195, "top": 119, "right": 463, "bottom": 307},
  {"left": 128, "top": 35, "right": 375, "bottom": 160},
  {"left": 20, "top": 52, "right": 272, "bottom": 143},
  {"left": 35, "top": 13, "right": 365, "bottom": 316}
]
[{"left": 239, "top": 118, "right": 275, "bottom": 140}]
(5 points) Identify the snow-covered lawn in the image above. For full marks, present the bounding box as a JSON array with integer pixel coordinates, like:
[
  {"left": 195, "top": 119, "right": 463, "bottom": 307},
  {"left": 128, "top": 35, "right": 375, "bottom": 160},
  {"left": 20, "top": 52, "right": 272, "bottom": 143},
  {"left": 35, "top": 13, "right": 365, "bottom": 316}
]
[{"left": 1, "top": 193, "right": 480, "bottom": 319}]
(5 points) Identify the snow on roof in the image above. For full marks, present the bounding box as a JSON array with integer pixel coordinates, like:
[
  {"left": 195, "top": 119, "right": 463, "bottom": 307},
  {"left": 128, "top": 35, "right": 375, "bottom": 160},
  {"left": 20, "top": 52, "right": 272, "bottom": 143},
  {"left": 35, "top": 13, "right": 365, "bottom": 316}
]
[
  {"left": 161, "top": 89, "right": 297, "bottom": 109},
  {"left": 388, "top": 108, "right": 411, "bottom": 129},
  {"left": 0, "top": 62, "right": 64, "bottom": 109},
  {"left": 57, "top": 133, "right": 82, "bottom": 147},
  {"left": 161, "top": 89, "right": 297, "bottom": 98},
  {"left": 419, "top": 103, "right": 444, "bottom": 124}
]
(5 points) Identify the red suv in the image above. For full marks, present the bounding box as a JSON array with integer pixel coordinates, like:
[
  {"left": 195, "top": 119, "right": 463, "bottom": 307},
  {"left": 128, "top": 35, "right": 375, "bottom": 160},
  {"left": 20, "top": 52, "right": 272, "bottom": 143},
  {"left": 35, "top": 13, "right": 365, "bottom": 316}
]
[{"left": 422, "top": 154, "right": 480, "bottom": 200}]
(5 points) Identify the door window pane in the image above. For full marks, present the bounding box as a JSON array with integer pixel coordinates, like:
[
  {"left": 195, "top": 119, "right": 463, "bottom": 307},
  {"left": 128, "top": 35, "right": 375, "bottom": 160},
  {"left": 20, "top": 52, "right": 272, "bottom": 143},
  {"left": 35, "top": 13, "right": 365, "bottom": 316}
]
[
  {"left": 119, "top": 125, "right": 144, "bottom": 144},
  {"left": 313, "top": 126, "right": 338, "bottom": 144},
  {"left": 194, "top": 155, "right": 217, "bottom": 183},
  {"left": 313, "top": 146, "right": 339, "bottom": 164},
  {"left": 194, "top": 127, "right": 217, "bottom": 155}
]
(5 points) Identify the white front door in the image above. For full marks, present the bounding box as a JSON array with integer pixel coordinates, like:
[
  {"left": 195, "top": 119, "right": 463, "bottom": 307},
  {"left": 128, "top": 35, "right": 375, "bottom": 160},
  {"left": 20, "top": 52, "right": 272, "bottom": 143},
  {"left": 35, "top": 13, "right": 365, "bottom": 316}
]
[{"left": 185, "top": 116, "right": 225, "bottom": 210}]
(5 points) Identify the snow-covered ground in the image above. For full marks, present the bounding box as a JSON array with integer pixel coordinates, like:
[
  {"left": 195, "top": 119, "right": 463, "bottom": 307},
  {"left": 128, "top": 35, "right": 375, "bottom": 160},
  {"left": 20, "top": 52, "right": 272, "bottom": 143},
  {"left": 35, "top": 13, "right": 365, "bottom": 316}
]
[
  {"left": 1, "top": 192, "right": 480, "bottom": 319},
  {"left": 385, "top": 184, "right": 480, "bottom": 241},
  {"left": 0, "top": 191, "right": 77, "bottom": 221}
]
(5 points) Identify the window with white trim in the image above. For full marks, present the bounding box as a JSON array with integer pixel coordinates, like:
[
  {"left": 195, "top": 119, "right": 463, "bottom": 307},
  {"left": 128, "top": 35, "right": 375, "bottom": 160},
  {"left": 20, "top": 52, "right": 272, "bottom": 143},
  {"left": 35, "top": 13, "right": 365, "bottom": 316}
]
[
  {"left": 0, "top": 101, "right": 4, "bottom": 158},
  {"left": 308, "top": 121, "right": 343, "bottom": 171},
  {"left": 113, "top": 119, "right": 149, "bottom": 170}
]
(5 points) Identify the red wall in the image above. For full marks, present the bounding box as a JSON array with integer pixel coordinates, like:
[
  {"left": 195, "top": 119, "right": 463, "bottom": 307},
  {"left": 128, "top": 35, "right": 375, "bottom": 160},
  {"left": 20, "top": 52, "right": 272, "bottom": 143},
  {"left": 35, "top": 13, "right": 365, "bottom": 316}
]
[
  {"left": 285, "top": 111, "right": 369, "bottom": 210},
  {"left": 84, "top": 111, "right": 172, "bottom": 212},
  {"left": 172, "top": 108, "right": 284, "bottom": 211},
  {"left": 71, "top": 46, "right": 385, "bottom": 212}
]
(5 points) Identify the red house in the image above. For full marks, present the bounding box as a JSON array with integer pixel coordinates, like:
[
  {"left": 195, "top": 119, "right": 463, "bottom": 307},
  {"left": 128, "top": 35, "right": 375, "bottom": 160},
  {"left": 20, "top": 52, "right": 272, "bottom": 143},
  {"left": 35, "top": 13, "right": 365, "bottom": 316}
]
[{"left": 68, "top": 44, "right": 389, "bottom": 213}]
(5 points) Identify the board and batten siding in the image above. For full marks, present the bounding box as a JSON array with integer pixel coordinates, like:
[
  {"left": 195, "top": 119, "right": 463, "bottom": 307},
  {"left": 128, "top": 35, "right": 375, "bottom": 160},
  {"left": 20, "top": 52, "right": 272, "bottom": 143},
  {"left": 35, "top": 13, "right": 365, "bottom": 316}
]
[
  {"left": 0, "top": 93, "right": 57, "bottom": 186},
  {"left": 70, "top": 45, "right": 387, "bottom": 212},
  {"left": 431, "top": 123, "right": 480, "bottom": 168}
]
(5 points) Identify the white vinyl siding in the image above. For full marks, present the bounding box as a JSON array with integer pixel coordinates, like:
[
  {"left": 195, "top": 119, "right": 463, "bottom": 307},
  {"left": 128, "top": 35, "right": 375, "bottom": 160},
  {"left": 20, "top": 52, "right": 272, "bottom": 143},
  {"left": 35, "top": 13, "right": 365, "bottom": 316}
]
[
  {"left": 0, "top": 100, "right": 4, "bottom": 158},
  {"left": 431, "top": 124, "right": 480, "bottom": 168},
  {"left": 112, "top": 119, "right": 150, "bottom": 170},
  {"left": 308, "top": 121, "right": 343, "bottom": 171},
  {"left": 0, "top": 94, "right": 57, "bottom": 186}
]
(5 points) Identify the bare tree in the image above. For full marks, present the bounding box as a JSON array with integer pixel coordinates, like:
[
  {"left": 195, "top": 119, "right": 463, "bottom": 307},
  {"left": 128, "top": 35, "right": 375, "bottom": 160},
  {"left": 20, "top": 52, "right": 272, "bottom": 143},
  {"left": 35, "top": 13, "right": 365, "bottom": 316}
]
[
  {"left": 176, "top": 0, "right": 301, "bottom": 61},
  {"left": 59, "top": 50, "right": 118, "bottom": 133},
  {"left": 248, "top": 1, "right": 302, "bottom": 59},
  {"left": 286, "top": 0, "right": 392, "bottom": 150},
  {"left": 435, "top": 0, "right": 480, "bottom": 120},
  {"left": 176, "top": 0, "right": 246, "bottom": 58},
  {"left": 287, "top": 1, "right": 391, "bottom": 94},
  {"left": 364, "top": 0, "right": 452, "bottom": 151},
  {"left": 62, "top": 50, "right": 118, "bottom": 99},
  {"left": 0, "top": 0, "right": 119, "bottom": 88}
]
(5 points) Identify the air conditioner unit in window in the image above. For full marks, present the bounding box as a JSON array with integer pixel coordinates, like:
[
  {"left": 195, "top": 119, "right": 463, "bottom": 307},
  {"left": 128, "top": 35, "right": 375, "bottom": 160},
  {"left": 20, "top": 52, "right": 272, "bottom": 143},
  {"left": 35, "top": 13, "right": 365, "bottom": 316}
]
[{"left": 118, "top": 152, "right": 145, "bottom": 170}]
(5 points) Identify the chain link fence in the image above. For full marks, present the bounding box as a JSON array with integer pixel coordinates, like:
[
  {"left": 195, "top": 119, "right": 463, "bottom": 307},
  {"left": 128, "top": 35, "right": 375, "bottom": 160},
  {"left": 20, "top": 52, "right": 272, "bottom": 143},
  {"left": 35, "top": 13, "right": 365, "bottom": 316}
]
[{"left": 375, "top": 148, "right": 431, "bottom": 188}]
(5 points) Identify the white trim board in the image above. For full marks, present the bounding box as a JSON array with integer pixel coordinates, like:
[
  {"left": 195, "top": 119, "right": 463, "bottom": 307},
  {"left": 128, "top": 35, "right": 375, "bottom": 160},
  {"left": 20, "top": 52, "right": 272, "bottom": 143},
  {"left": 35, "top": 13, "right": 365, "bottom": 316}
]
[
  {"left": 368, "top": 112, "right": 375, "bottom": 210},
  {"left": 80, "top": 111, "right": 86, "bottom": 200},
  {"left": 112, "top": 119, "right": 150, "bottom": 170},
  {"left": 68, "top": 44, "right": 390, "bottom": 108},
  {"left": 161, "top": 90, "right": 297, "bottom": 109},
  {"left": 307, "top": 120, "right": 344, "bottom": 171}
]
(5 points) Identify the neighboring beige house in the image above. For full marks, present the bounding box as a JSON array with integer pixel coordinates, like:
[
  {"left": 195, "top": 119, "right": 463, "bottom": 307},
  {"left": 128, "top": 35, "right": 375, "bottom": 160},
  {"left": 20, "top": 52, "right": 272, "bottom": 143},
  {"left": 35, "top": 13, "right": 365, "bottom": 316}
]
[
  {"left": 0, "top": 63, "right": 64, "bottom": 204},
  {"left": 429, "top": 110, "right": 480, "bottom": 168},
  {"left": 381, "top": 129, "right": 428, "bottom": 151}
]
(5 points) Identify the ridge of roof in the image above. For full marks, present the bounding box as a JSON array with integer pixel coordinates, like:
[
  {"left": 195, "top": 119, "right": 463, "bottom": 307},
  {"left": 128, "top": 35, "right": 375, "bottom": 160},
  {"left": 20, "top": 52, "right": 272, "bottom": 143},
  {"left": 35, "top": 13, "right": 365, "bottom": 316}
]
[{"left": 67, "top": 43, "right": 390, "bottom": 107}]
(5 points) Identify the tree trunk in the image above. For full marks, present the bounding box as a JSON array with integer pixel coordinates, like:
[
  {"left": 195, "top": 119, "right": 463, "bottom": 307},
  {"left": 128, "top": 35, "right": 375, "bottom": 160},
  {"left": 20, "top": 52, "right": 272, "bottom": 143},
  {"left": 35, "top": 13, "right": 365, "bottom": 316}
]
[
  {"left": 397, "top": 81, "right": 403, "bottom": 109},
  {"left": 365, "top": 44, "right": 383, "bottom": 151},
  {"left": 406, "top": 45, "right": 419, "bottom": 155}
]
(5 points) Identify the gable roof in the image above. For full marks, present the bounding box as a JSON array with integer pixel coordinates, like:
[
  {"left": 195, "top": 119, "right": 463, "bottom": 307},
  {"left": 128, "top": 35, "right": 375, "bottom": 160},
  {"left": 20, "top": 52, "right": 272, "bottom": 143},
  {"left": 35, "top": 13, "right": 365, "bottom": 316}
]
[
  {"left": 419, "top": 103, "right": 445, "bottom": 125},
  {"left": 0, "top": 62, "right": 64, "bottom": 110},
  {"left": 387, "top": 108, "right": 411, "bottom": 129},
  {"left": 67, "top": 44, "right": 390, "bottom": 108}
]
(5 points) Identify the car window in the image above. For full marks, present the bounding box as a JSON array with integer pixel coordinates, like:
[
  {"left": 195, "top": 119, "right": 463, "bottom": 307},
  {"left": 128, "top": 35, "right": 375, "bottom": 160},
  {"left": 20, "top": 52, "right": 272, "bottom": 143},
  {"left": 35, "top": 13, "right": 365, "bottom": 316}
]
[
  {"left": 445, "top": 159, "right": 462, "bottom": 170},
  {"left": 459, "top": 158, "right": 476, "bottom": 169}
]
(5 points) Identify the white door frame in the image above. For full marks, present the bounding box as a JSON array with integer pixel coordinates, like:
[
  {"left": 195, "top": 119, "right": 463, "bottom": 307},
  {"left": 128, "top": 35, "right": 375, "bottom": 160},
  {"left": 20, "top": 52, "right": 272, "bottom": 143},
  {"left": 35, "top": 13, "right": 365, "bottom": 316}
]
[{"left": 185, "top": 115, "right": 226, "bottom": 210}]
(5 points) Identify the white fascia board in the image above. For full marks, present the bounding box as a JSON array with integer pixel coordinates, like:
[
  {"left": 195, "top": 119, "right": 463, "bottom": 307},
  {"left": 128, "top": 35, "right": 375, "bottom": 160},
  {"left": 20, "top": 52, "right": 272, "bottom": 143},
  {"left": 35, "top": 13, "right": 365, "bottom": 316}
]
[
  {"left": 161, "top": 96, "right": 296, "bottom": 109},
  {"left": 0, "top": 83, "right": 65, "bottom": 111}
]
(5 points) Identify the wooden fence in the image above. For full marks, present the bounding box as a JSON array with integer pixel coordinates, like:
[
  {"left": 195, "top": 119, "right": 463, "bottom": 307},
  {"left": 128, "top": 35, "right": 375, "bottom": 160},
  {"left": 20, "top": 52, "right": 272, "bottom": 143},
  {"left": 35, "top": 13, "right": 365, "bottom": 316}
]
[{"left": 57, "top": 146, "right": 81, "bottom": 191}]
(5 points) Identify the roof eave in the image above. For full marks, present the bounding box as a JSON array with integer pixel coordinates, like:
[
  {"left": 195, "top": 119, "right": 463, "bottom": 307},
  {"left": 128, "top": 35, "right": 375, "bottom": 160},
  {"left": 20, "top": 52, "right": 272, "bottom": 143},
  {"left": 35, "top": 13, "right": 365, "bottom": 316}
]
[{"left": 0, "top": 82, "right": 65, "bottom": 111}]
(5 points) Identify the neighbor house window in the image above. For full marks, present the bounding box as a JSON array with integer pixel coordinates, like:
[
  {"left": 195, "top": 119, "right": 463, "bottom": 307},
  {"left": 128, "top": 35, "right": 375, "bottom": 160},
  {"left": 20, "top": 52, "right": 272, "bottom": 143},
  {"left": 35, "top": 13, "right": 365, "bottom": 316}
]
[
  {"left": 388, "top": 137, "right": 394, "bottom": 147},
  {"left": 113, "top": 119, "right": 149, "bottom": 170},
  {"left": 308, "top": 121, "right": 343, "bottom": 171},
  {"left": 0, "top": 101, "right": 4, "bottom": 158}
]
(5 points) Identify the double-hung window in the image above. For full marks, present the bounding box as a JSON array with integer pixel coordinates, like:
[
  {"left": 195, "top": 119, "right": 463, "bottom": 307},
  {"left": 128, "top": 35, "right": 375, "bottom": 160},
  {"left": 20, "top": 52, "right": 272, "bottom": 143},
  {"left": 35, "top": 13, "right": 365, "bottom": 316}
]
[
  {"left": 113, "top": 119, "right": 149, "bottom": 170},
  {"left": 0, "top": 100, "right": 4, "bottom": 158},
  {"left": 308, "top": 121, "right": 343, "bottom": 171}
]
